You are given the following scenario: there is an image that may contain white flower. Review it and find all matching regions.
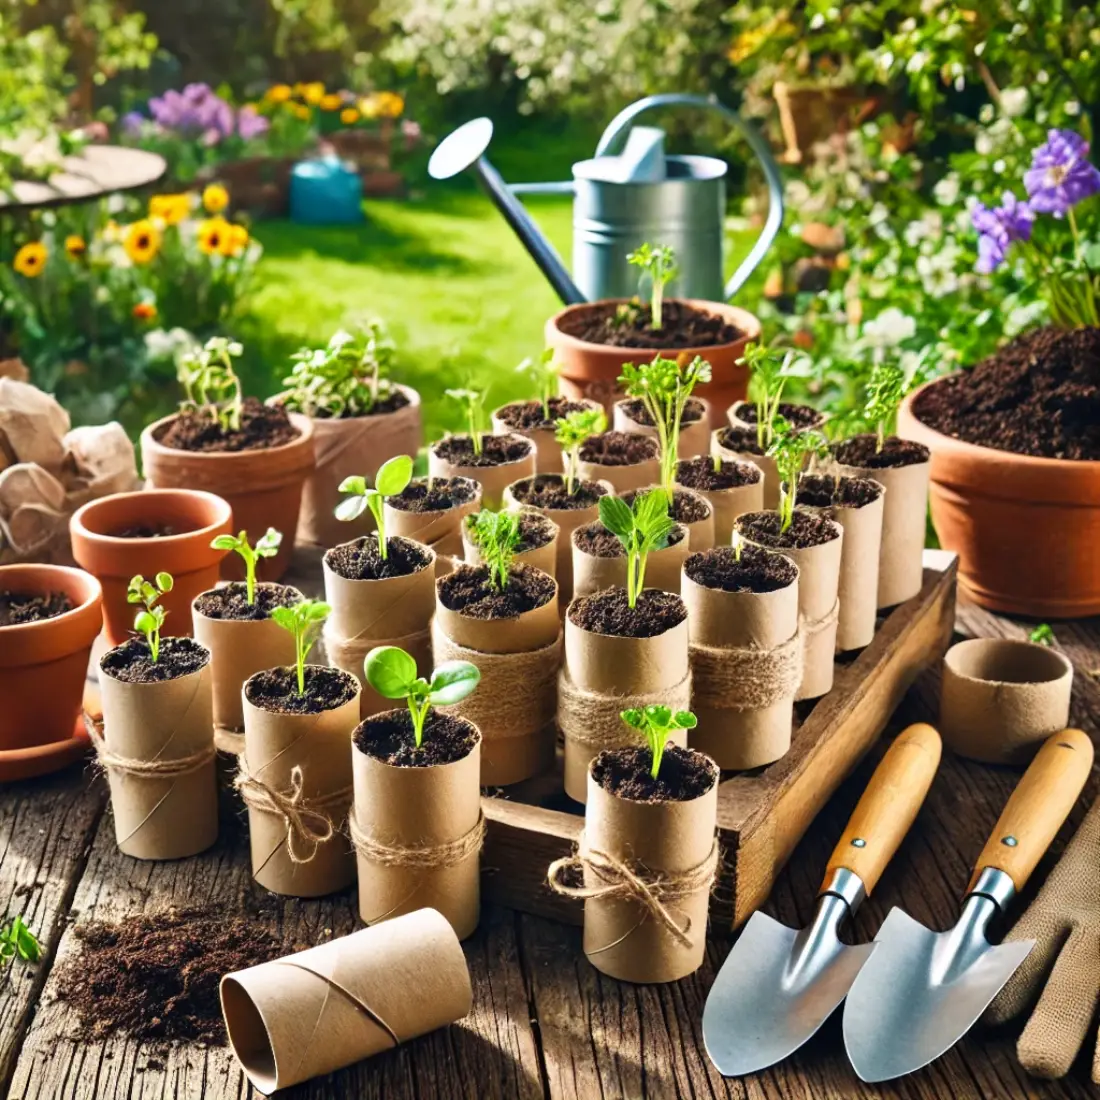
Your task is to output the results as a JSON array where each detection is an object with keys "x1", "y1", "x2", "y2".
[
  {"x1": 933, "y1": 174, "x2": 960, "y2": 206},
  {"x1": 999, "y1": 87, "x2": 1029, "y2": 117},
  {"x1": 863, "y1": 307, "x2": 916, "y2": 348},
  {"x1": 1066, "y1": 100, "x2": 1081, "y2": 116},
  {"x1": 904, "y1": 220, "x2": 928, "y2": 247},
  {"x1": 1004, "y1": 300, "x2": 1047, "y2": 338}
]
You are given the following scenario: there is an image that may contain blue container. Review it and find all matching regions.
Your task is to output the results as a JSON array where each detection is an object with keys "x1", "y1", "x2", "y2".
[{"x1": 289, "y1": 156, "x2": 363, "y2": 225}]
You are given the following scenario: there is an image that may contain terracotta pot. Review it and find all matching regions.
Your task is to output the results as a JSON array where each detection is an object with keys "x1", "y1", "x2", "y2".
[
  {"x1": 140, "y1": 413, "x2": 315, "y2": 583},
  {"x1": 490, "y1": 397, "x2": 604, "y2": 474},
  {"x1": 0, "y1": 563, "x2": 102, "y2": 779},
  {"x1": 547, "y1": 300, "x2": 760, "y2": 428},
  {"x1": 70, "y1": 489, "x2": 233, "y2": 646},
  {"x1": 898, "y1": 380, "x2": 1100, "y2": 618}
]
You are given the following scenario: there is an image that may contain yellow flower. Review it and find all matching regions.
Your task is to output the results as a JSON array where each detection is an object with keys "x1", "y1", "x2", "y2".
[
  {"x1": 202, "y1": 183, "x2": 230, "y2": 214},
  {"x1": 132, "y1": 301, "x2": 157, "y2": 321},
  {"x1": 65, "y1": 235, "x2": 87, "y2": 258},
  {"x1": 294, "y1": 104, "x2": 312, "y2": 121},
  {"x1": 13, "y1": 242, "x2": 47, "y2": 277},
  {"x1": 374, "y1": 91, "x2": 405, "y2": 118},
  {"x1": 340, "y1": 107, "x2": 360, "y2": 126},
  {"x1": 266, "y1": 83, "x2": 293, "y2": 103},
  {"x1": 124, "y1": 219, "x2": 161, "y2": 264},
  {"x1": 358, "y1": 94, "x2": 380, "y2": 119},
  {"x1": 319, "y1": 93, "x2": 342, "y2": 112},
  {"x1": 197, "y1": 217, "x2": 231, "y2": 256},
  {"x1": 302, "y1": 82, "x2": 325, "y2": 106},
  {"x1": 149, "y1": 192, "x2": 191, "y2": 225}
]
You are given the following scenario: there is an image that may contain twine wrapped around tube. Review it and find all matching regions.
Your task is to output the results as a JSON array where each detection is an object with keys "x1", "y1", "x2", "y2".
[
  {"x1": 689, "y1": 628, "x2": 803, "y2": 712},
  {"x1": 805, "y1": 599, "x2": 840, "y2": 638},
  {"x1": 348, "y1": 811, "x2": 486, "y2": 870},
  {"x1": 90, "y1": 718, "x2": 217, "y2": 778}
]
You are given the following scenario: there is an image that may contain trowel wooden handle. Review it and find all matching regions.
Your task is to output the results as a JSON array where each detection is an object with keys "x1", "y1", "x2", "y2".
[
  {"x1": 969, "y1": 727, "x2": 1093, "y2": 893},
  {"x1": 821, "y1": 723, "x2": 942, "y2": 896}
]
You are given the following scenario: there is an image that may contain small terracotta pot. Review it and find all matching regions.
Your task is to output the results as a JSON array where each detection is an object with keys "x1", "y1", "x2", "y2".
[
  {"x1": 612, "y1": 398, "x2": 712, "y2": 460},
  {"x1": 70, "y1": 489, "x2": 233, "y2": 646},
  {"x1": 140, "y1": 413, "x2": 315, "y2": 583},
  {"x1": 899, "y1": 381, "x2": 1100, "y2": 618},
  {"x1": 547, "y1": 299, "x2": 760, "y2": 428},
  {"x1": 491, "y1": 397, "x2": 604, "y2": 474},
  {"x1": 0, "y1": 564, "x2": 102, "y2": 779}
]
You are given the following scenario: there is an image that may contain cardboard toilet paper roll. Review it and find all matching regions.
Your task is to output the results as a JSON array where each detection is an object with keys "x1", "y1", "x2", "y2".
[
  {"x1": 462, "y1": 509, "x2": 559, "y2": 579},
  {"x1": 427, "y1": 433, "x2": 536, "y2": 508},
  {"x1": 220, "y1": 907, "x2": 472, "y2": 1095},
  {"x1": 577, "y1": 451, "x2": 661, "y2": 495},
  {"x1": 572, "y1": 523, "x2": 690, "y2": 599},
  {"x1": 676, "y1": 461, "x2": 764, "y2": 546},
  {"x1": 384, "y1": 479, "x2": 482, "y2": 560},
  {"x1": 613, "y1": 398, "x2": 712, "y2": 459},
  {"x1": 712, "y1": 429, "x2": 779, "y2": 509}
]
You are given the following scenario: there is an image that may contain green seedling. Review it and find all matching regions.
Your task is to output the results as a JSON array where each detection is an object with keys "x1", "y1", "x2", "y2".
[
  {"x1": 620, "y1": 704, "x2": 697, "y2": 780},
  {"x1": 738, "y1": 341, "x2": 813, "y2": 450},
  {"x1": 210, "y1": 528, "x2": 282, "y2": 606},
  {"x1": 515, "y1": 348, "x2": 559, "y2": 421},
  {"x1": 178, "y1": 336, "x2": 244, "y2": 432},
  {"x1": 445, "y1": 386, "x2": 487, "y2": 457},
  {"x1": 467, "y1": 508, "x2": 522, "y2": 590},
  {"x1": 598, "y1": 488, "x2": 677, "y2": 609},
  {"x1": 731, "y1": 529, "x2": 744, "y2": 562},
  {"x1": 0, "y1": 916, "x2": 40, "y2": 966},
  {"x1": 335, "y1": 454, "x2": 414, "y2": 560},
  {"x1": 555, "y1": 407, "x2": 607, "y2": 495},
  {"x1": 364, "y1": 645, "x2": 480, "y2": 749},
  {"x1": 127, "y1": 572, "x2": 173, "y2": 662},
  {"x1": 767, "y1": 419, "x2": 829, "y2": 534},
  {"x1": 271, "y1": 599, "x2": 331, "y2": 696},
  {"x1": 1029, "y1": 623, "x2": 1055, "y2": 646},
  {"x1": 627, "y1": 242, "x2": 678, "y2": 330},
  {"x1": 862, "y1": 357, "x2": 925, "y2": 452}
]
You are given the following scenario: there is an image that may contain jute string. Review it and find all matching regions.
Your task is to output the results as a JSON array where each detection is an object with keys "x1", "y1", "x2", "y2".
[
  {"x1": 90, "y1": 720, "x2": 216, "y2": 778},
  {"x1": 347, "y1": 811, "x2": 486, "y2": 870},
  {"x1": 689, "y1": 628, "x2": 803, "y2": 711},
  {"x1": 804, "y1": 599, "x2": 840, "y2": 638},
  {"x1": 547, "y1": 831, "x2": 720, "y2": 948},
  {"x1": 323, "y1": 622, "x2": 431, "y2": 673}
]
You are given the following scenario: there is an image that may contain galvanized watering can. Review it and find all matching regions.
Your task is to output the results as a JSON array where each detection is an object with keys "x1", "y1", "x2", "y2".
[{"x1": 428, "y1": 93, "x2": 784, "y2": 306}]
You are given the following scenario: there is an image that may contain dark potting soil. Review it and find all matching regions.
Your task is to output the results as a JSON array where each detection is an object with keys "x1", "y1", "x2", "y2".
[
  {"x1": 623, "y1": 486, "x2": 710, "y2": 524},
  {"x1": 0, "y1": 590, "x2": 74, "y2": 626},
  {"x1": 578, "y1": 430, "x2": 658, "y2": 466},
  {"x1": 244, "y1": 665, "x2": 359, "y2": 715},
  {"x1": 832, "y1": 433, "x2": 929, "y2": 470},
  {"x1": 389, "y1": 476, "x2": 479, "y2": 513},
  {"x1": 100, "y1": 637, "x2": 209, "y2": 684},
  {"x1": 315, "y1": 388, "x2": 410, "y2": 419},
  {"x1": 159, "y1": 397, "x2": 299, "y2": 453},
  {"x1": 911, "y1": 324, "x2": 1100, "y2": 460},
  {"x1": 568, "y1": 587, "x2": 686, "y2": 638},
  {"x1": 592, "y1": 744, "x2": 717, "y2": 803},
  {"x1": 354, "y1": 709, "x2": 478, "y2": 767},
  {"x1": 510, "y1": 474, "x2": 607, "y2": 511},
  {"x1": 574, "y1": 521, "x2": 685, "y2": 558},
  {"x1": 675, "y1": 455, "x2": 762, "y2": 491},
  {"x1": 324, "y1": 534, "x2": 431, "y2": 581},
  {"x1": 737, "y1": 509, "x2": 840, "y2": 550},
  {"x1": 716, "y1": 425, "x2": 764, "y2": 456},
  {"x1": 796, "y1": 474, "x2": 883, "y2": 510},
  {"x1": 685, "y1": 545, "x2": 797, "y2": 594},
  {"x1": 733, "y1": 401, "x2": 823, "y2": 429},
  {"x1": 620, "y1": 397, "x2": 706, "y2": 428},
  {"x1": 495, "y1": 396, "x2": 593, "y2": 431},
  {"x1": 558, "y1": 299, "x2": 742, "y2": 350},
  {"x1": 438, "y1": 563, "x2": 555, "y2": 619},
  {"x1": 193, "y1": 582, "x2": 300, "y2": 622},
  {"x1": 55, "y1": 905, "x2": 290, "y2": 1044},
  {"x1": 106, "y1": 522, "x2": 186, "y2": 539},
  {"x1": 432, "y1": 433, "x2": 532, "y2": 468}
]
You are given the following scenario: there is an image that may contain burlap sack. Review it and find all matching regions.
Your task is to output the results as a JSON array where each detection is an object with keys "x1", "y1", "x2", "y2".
[
  {"x1": 461, "y1": 509, "x2": 558, "y2": 579},
  {"x1": 384, "y1": 479, "x2": 482, "y2": 560},
  {"x1": 613, "y1": 398, "x2": 712, "y2": 459},
  {"x1": 427, "y1": 433, "x2": 536, "y2": 508},
  {"x1": 712, "y1": 429, "x2": 779, "y2": 510},
  {"x1": 572, "y1": 524, "x2": 690, "y2": 599},
  {"x1": 940, "y1": 639, "x2": 1073, "y2": 764},
  {"x1": 221, "y1": 908, "x2": 472, "y2": 1095},
  {"x1": 675, "y1": 461, "x2": 764, "y2": 546}
]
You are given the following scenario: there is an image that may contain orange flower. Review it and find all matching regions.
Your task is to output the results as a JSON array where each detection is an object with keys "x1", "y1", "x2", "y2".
[
  {"x1": 13, "y1": 242, "x2": 46, "y2": 277},
  {"x1": 266, "y1": 83, "x2": 293, "y2": 103},
  {"x1": 294, "y1": 104, "x2": 311, "y2": 121},
  {"x1": 319, "y1": 93, "x2": 342, "y2": 112},
  {"x1": 222, "y1": 223, "x2": 250, "y2": 257},
  {"x1": 132, "y1": 301, "x2": 157, "y2": 321},
  {"x1": 340, "y1": 107, "x2": 360, "y2": 126},
  {"x1": 65, "y1": 235, "x2": 87, "y2": 258},
  {"x1": 374, "y1": 91, "x2": 405, "y2": 118}
]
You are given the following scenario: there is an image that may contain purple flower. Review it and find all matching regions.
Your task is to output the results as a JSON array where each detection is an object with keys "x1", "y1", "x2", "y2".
[
  {"x1": 1024, "y1": 128, "x2": 1100, "y2": 217},
  {"x1": 972, "y1": 192, "x2": 1034, "y2": 274},
  {"x1": 236, "y1": 106, "x2": 270, "y2": 141},
  {"x1": 148, "y1": 84, "x2": 236, "y2": 139},
  {"x1": 120, "y1": 110, "x2": 146, "y2": 137}
]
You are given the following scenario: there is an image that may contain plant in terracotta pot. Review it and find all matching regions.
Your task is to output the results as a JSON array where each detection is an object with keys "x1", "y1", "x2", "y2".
[
  {"x1": 192, "y1": 528, "x2": 302, "y2": 734},
  {"x1": 277, "y1": 321, "x2": 422, "y2": 548},
  {"x1": 463, "y1": 506, "x2": 559, "y2": 580},
  {"x1": 385, "y1": 475, "x2": 482, "y2": 562},
  {"x1": 0, "y1": 563, "x2": 103, "y2": 781},
  {"x1": 140, "y1": 337, "x2": 315, "y2": 583},
  {"x1": 577, "y1": 429, "x2": 661, "y2": 494},
  {"x1": 97, "y1": 571, "x2": 218, "y2": 860},
  {"x1": 674, "y1": 455, "x2": 764, "y2": 546},
  {"x1": 240, "y1": 598, "x2": 361, "y2": 897},
  {"x1": 350, "y1": 645, "x2": 483, "y2": 938},
  {"x1": 429, "y1": 386, "x2": 535, "y2": 507}
]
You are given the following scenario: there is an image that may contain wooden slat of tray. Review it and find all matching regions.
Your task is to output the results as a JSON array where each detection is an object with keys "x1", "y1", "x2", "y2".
[{"x1": 481, "y1": 550, "x2": 958, "y2": 930}]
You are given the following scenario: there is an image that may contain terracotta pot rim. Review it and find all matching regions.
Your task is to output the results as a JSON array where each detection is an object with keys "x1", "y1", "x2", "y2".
[
  {"x1": 141, "y1": 410, "x2": 316, "y2": 467},
  {"x1": 587, "y1": 744, "x2": 719, "y2": 804},
  {"x1": 241, "y1": 664, "x2": 361, "y2": 712},
  {"x1": 0, "y1": 563, "x2": 102, "y2": 642},
  {"x1": 267, "y1": 381, "x2": 421, "y2": 420},
  {"x1": 71, "y1": 488, "x2": 234, "y2": 553},
  {"x1": 350, "y1": 709, "x2": 481, "y2": 770},
  {"x1": 428, "y1": 431, "x2": 534, "y2": 466}
]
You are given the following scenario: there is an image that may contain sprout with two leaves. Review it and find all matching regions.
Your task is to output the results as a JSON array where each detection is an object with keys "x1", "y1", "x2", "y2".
[
  {"x1": 620, "y1": 705, "x2": 697, "y2": 780},
  {"x1": 271, "y1": 599, "x2": 332, "y2": 696},
  {"x1": 127, "y1": 572, "x2": 173, "y2": 663},
  {"x1": 515, "y1": 349, "x2": 559, "y2": 421},
  {"x1": 178, "y1": 336, "x2": 244, "y2": 433},
  {"x1": 627, "y1": 242, "x2": 678, "y2": 330},
  {"x1": 467, "y1": 508, "x2": 521, "y2": 591},
  {"x1": 365, "y1": 645, "x2": 481, "y2": 749},
  {"x1": 335, "y1": 454, "x2": 414, "y2": 560},
  {"x1": 445, "y1": 386, "x2": 487, "y2": 457},
  {"x1": 210, "y1": 528, "x2": 282, "y2": 606},
  {"x1": 767, "y1": 418, "x2": 829, "y2": 534},
  {"x1": 554, "y1": 407, "x2": 607, "y2": 496},
  {"x1": 598, "y1": 488, "x2": 677, "y2": 609},
  {"x1": 737, "y1": 341, "x2": 813, "y2": 451},
  {"x1": 0, "y1": 915, "x2": 40, "y2": 967}
]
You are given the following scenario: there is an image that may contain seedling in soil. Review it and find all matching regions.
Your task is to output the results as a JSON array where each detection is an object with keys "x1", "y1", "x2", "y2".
[
  {"x1": 627, "y1": 242, "x2": 678, "y2": 330},
  {"x1": 863, "y1": 358, "x2": 920, "y2": 452},
  {"x1": 445, "y1": 386, "x2": 487, "y2": 456},
  {"x1": 738, "y1": 341, "x2": 812, "y2": 450},
  {"x1": 731, "y1": 530, "x2": 744, "y2": 562},
  {"x1": 467, "y1": 508, "x2": 522, "y2": 590},
  {"x1": 619, "y1": 354, "x2": 712, "y2": 490},
  {"x1": 620, "y1": 704, "x2": 697, "y2": 780},
  {"x1": 767, "y1": 419, "x2": 829, "y2": 534},
  {"x1": 271, "y1": 599, "x2": 331, "y2": 696},
  {"x1": 0, "y1": 915, "x2": 40, "y2": 966},
  {"x1": 127, "y1": 572, "x2": 173, "y2": 662},
  {"x1": 335, "y1": 454, "x2": 414, "y2": 560},
  {"x1": 364, "y1": 645, "x2": 480, "y2": 749},
  {"x1": 1029, "y1": 623, "x2": 1055, "y2": 646},
  {"x1": 555, "y1": 407, "x2": 607, "y2": 495},
  {"x1": 210, "y1": 528, "x2": 282, "y2": 605},
  {"x1": 515, "y1": 348, "x2": 559, "y2": 421},
  {"x1": 598, "y1": 487, "x2": 677, "y2": 609},
  {"x1": 178, "y1": 336, "x2": 244, "y2": 432}
]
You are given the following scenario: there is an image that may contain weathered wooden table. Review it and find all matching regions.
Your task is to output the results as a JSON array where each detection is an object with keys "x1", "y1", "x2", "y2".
[{"x1": 2, "y1": 593, "x2": 1098, "y2": 1100}]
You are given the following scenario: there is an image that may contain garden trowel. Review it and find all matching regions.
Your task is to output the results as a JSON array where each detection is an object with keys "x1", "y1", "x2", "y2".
[
  {"x1": 844, "y1": 727, "x2": 1094, "y2": 1082},
  {"x1": 703, "y1": 722, "x2": 942, "y2": 1076}
]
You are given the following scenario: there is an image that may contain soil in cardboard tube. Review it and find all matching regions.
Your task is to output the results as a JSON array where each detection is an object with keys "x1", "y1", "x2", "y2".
[
  {"x1": 496, "y1": 396, "x2": 592, "y2": 430},
  {"x1": 737, "y1": 509, "x2": 840, "y2": 550},
  {"x1": 438, "y1": 563, "x2": 555, "y2": 619},
  {"x1": 193, "y1": 582, "x2": 300, "y2": 622},
  {"x1": 796, "y1": 474, "x2": 883, "y2": 510},
  {"x1": 325, "y1": 534, "x2": 431, "y2": 581},
  {"x1": 245, "y1": 665, "x2": 358, "y2": 714},
  {"x1": 574, "y1": 521, "x2": 685, "y2": 558},
  {"x1": 623, "y1": 486, "x2": 710, "y2": 524},
  {"x1": 106, "y1": 522, "x2": 187, "y2": 538},
  {"x1": 832, "y1": 434, "x2": 929, "y2": 469},
  {"x1": 716, "y1": 425, "x2": 764, "y2": 456},
  {"x1": 568, "y1": 587, "x2": 686, "y2": 638},
  {"x1": 592, "y1": 744, "x2": 717, "y2": 803},
  {"x1": 620, "y1": 396, "x2": 706, "y2": 427},
  {"x1": 676, "y1": 455, "x2": 761, "y2": 491},
  {"x1": 432, "y1": 433, "x2": 532, "y2": 468},
  {"x1": 100, "y1": 637, "x2": 209, "y2": 684},
  {"x1": 685, "y1": 545, "x2": 797, "y2": 593},
  {"x1": 389, "y1": 476, "x2": 478, "y2": 513},
  {"x1": 470, "y1": 510, "x2": 555, "y2": 553},
  {"x1": 158, "y1": 397, "x2": 299, "y2": 453},
  {"x1": 354, "y1": 708, "x2": 478, "y2": 767},
  {"x1": 579, "y1": 431, "x2": 658, "y2": 467},
  {"x1": 558, "y1": 299, "x2": 742, "y2": 349},
  {"x1": 0, "y1": 590, "x2": 74, "y2": 626},
  {"x1": 55, "y1": 905, "x2": 291, "y2": 1044},
  {"x1": 510, "y1": 474, "x2": 607, "y2": 511},
  {"x1": 733, "y1": 401, "x2": 823, "y2": 429}
]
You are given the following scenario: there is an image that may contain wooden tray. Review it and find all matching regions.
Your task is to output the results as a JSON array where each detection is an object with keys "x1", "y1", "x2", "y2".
[{"x1": 481, "y1": 549, "x2": 958, "y2": 931}]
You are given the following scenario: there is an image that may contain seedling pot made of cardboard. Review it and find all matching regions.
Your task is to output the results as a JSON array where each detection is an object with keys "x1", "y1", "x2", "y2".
[
  {"x1": 726, "y1": 400, "x2": 826, "y2": 437},
  {"x1": 70, "y1": 488, "x2": 233, "y2": 645},
  {"x1": 384, "y1": 479, "x2": 482, "y2": 562},
  {"x1": 675, "y1": 461, "x2": 764, "y2": 546},
  {"x1": 612, "y1": 397, "x2": 712, "y2": 460},
  {"x1": 427, "y1": 433, "x2": 535, "y2": 509},
  {"x1": 462, "y1": 512, "x2": 559, "y2": 579},
  {"x1": 435, "y1": 570, "x2": 560, "y2": 655},
  {"x1": 577, "y1": 450, "x2": 661, "y2": 495},
  {"x1": 571, "y1": 523, "x2": 690, "y2": 600},
  {"x1": 712, "y1": 428, "x2": 780, "y2": 510},
  {"x1": 491, "y1": 397, "x2": 604, "y2": 474}
]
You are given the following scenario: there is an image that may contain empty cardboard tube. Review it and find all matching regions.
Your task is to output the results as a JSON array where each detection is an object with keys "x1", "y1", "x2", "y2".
[
  {"x1": 384, "y1": 479, "x2": 482, "y2": 560},
  {"x1": 427, "y1": 433, "x2": 536, "y2": 508},
  {"x1": 613, "y1": 398, "x2": 712, "y2": 459}
]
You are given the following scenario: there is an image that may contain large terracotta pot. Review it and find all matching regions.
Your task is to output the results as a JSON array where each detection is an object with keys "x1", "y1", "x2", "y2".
[
  {"x1": 899, "y1": 380, "x2": 1100, "y2": 618},
  {"x1": 140, "y1": 413, "x2": 315, "y2": 582},
  {"x1": 0, "y1": 563, "x2": 102, "y2": 780},
  {"x1": 71, "y1": 489, "x2": 233, "y2": 645},
  {"x1": 546, "y1": 300, "x2": 760, "y2": 429}
]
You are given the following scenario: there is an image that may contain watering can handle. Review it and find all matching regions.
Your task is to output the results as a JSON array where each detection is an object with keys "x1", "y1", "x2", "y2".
[{"x1": 595, "y1": 93, "x2": 784, "y2": 302}]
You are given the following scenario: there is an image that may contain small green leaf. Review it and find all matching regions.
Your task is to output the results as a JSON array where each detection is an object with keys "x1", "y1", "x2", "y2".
[
  {"x1": 156, "y1": 572, "x2": 174, "y2": 593},
  {"x1": 645, "y1": 704, "x2": 672, "y2": 726},
  {"x1": 134, "y1": 610, "x2": 157, "y2": 636},
  {"x1": 429, "y1": 660, "x2": 481, "y2": 704},
  {"x1": 364, "y1": 646, "x2": 418, "y2": 698},
  {"x1": 304, "y1": 601, "x2": 332, "y2": 623},
  {"x1": 598, "y1": 495, "x2": 634, "y2": 540},
  {"x1": 375, "y1": 454, "x2": 414, "y2": 497},
  {"x1": 255, "y1": 528, "x2": 283, "y2": 557},
  {"x1": 269, "y1": 606, "x2": 298, "y2": 632},
  {"x1": 338, "y1": 475, "x2": 369, "y2": 495},
  {"x1": 211, "y1": 534, "x2": 238, "y2": 550},
  {"x1": 335, "y1": 495, "x2": 369, "y2": 522},
  {"x1": 620, "y1": 708, "x2": 645, "y2": 730},
  {"x1": 673, "y1": 711, "x2": 698, "y2": 730}
]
